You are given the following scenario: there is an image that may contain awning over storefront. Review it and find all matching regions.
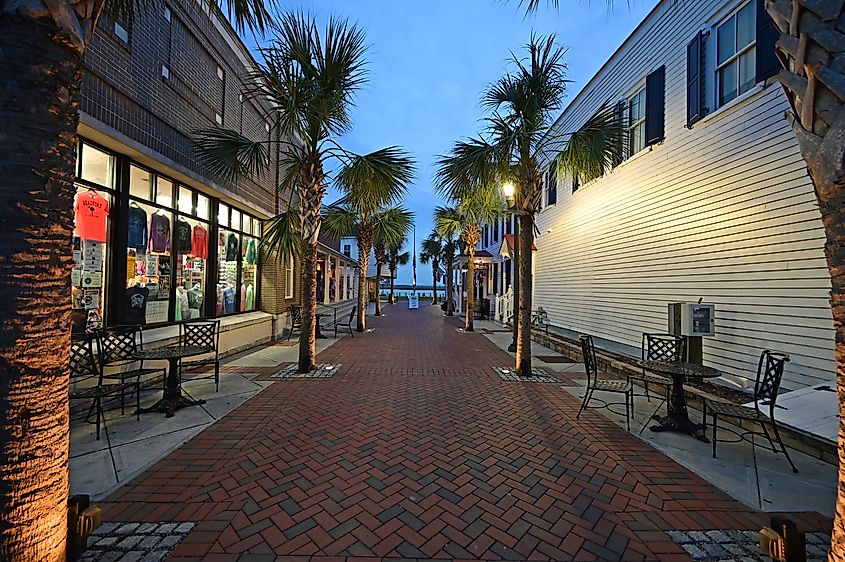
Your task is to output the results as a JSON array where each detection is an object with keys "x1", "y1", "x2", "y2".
[{"x1": 498, "y1": 234, "x2": 537, "y2": 259}]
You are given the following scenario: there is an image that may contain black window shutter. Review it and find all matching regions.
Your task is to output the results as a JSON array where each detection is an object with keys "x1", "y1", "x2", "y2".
[
  {"x1": 547, "y1": 162, "x2": 557, "y2": 205},
  {"x1": 572, "y1": 174, "x2": 580, "y2": 194},
  {"x1": 613, "y1": 100, "x2": 627, "y2": 164},
  {"x1": 645, "y1": 66, "x2": 665, "y2": 146},
  {"x1": 756, "y1": 0, "x2": 780, "y2": 83},
  {"x1": 687, "y1": 32, "x2": 704, "y2": 126}
]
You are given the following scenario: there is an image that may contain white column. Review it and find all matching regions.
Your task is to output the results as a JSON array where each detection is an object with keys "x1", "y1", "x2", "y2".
[{"x1": 323, "y1": 254, "x2": 331, "y2": 304}]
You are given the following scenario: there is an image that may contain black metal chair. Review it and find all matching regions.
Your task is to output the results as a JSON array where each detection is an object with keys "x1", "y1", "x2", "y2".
[
  {"x1": 577, "y1": 335, "x2": 633, "y2": 431},
  {"x1": 704, "y1": 350, "x2": 798, "y2": 473},
  {"x1": 287, "y1": 305, "x2": 302, "y2": 341},
  {"x1": 631, "y1": 333, "x2": 685, "y2": 404},
  {"x1": 178, "y1": 320, "x2": 221, "y2": 391},
  {"x1": 99, "y1": 325, "x2": 166, "y2": 412},
  {"x1": 70, "y1": 335, "x2": 140, "y2": 440},
  {"x1": 335, "y1": 306, "x2": 356, "y2": 338}
]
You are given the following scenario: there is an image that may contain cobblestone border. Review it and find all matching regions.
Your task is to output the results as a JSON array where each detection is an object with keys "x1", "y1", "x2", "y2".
[
  {"x1": 79, "y1": 521, "x2": 195, "y2": 562},
  {"x1": 493, "y1": 366, "x2": 559, "y2": 382},
  {"x1": 271, "y1": 363, "x2": 342, "y2": 378},
  {"x1": 665, "y1": 529, "x2": 830, "y2": 561}
]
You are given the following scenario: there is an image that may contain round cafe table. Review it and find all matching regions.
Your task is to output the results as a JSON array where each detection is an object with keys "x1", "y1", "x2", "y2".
[
  {"x1": 636, "y1": 360, "x2": 722, "y2": 442},
  {"x1": 134, "y1": 345, "x2": 209, "y2": 418}
]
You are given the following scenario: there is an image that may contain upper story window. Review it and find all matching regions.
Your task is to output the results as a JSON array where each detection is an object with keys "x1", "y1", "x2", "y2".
[
  {"x1": 546, "y1": 164, "x2": 558, "y2": 205},
  {"x1": 716, "y1": 1, "x2": 756, "y2": 108},
  {"x1": 628, "y1": 88, "x2": 646, "y2": 156},
  {"x1": 343, "y1": 244, "x2": 351, "y2": 257}
]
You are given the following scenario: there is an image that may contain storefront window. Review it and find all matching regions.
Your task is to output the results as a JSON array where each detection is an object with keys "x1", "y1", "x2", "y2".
[
  {"x1": 155, "y1": 177, "x2": 173, "y2": 208},
  {"x1": 79, "y1": 144, "x2": 115, "y2": 188},
  {"x1": 129, "y1": 165, "x2": 152, "y2": 200},
  {"x1": 175, "y1": 215, "x2": 208, "y2": 320},
  {"x1": 242, "y1": 235, "x2": 258, "y2": 311},
  {"x1": 71, "y1": 184, "x2": 112, "y2": 333},
  {"x1": 217, "y1": 229, "x2": 240, "y2": 315},
  {"x1": 197, "y1": 194, "x2": 210, "y2": 220},
  {"x1": 126, "y1": 200, "x2": 172, "y2": 325}
]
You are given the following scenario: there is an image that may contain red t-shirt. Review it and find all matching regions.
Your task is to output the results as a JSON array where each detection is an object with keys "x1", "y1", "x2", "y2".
[
  {"x1": 74, "y1": 191, "x2": 109, "y2": 242},
  {"x1": 192, "y1": 224, "x2": 208, "y2": 259}
]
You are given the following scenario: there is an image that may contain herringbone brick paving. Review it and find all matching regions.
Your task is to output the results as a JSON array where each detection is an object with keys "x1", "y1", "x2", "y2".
[{"x1": 99, "y1": 305, "x2": 830, "y2": 562}]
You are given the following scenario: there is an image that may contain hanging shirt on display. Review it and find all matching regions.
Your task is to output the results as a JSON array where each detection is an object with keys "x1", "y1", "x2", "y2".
[
  {"x1": 223, "y1": 287, "x2": 236, "y2": 314},
  {"x1": 216, "y1": 285, "x2": 224, "y2": 315},
  {"x1": 74, "y1": 190, "x2": 110, "y2": 242},
  {"x1": 125, "y1": 285, "x2": 150, "y2": 325},
  {"x1": 226, "y1": 233, "x2": 239, "y2": 262},
  {"x1": 188, "y1": 286, "x2": 203, "y2": 311},
  {"x1": 149, "y1": 212, "x2": 171, "y2": 253},
  {"x1": 246, "y1": 283, "x2": 254, "y2": 310},
  {"x1": 245, "y1": 238, "x2": 257, "y2": 265},
  {"x1": 175, "y1": 286, "x2": 189, "y2": 321},
  {"x1": 175, "y1": 219, "x2": 192, "y2": 253},
  {"x1": 240, "y1": 284, "x2": 246, "y2": 312},
  {"x1": 191, "y1": 224, "x2": 208, "y2": 259},
  {"x1": 127, "y1": 205, "x2": 148, "y2": 251}
]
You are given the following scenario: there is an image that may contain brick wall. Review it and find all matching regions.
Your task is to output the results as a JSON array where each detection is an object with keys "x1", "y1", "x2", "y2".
[{"x1": 80, "y1": 0, "x2": 276, "y2": 214}]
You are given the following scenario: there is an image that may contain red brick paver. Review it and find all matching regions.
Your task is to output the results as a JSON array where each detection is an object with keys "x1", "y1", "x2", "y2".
[{"x1": 100, "y1": 305, "x2": 830, "y2": 562}]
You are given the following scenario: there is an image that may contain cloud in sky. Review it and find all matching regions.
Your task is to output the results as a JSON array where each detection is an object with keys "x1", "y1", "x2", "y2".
[{"x1": 270, "y1": 0, "x2": 659, "y2": 284}]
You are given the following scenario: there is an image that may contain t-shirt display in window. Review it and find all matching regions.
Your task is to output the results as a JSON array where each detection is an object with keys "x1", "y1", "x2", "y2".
[
  {"x1": 226, "y1": 233, "x2": 239, "y2": 261},
  {"x1": 127, "y1": 204, "x2": 148, "y2": 251},
  {"x1": 245, "y1": 238, "x2": 257, "y2": 265},
  {"x1": 175, "y1": 219, "x2": 192, "y2": 253},
  {"x1": 149, "y1": 212, "x2": 170, "y2": 253},
  {"x1": 188, "y1": 285, "x2": 203, "y2": 312},
  {"x1": 223, "y1": 286, "x2": 236, "y2": 314},
  {"x1": 74, "y1": 189, "x2": 110, "y2": 242},
  {"x1": 191, "y1": 224, "x2": 208, "y2": 259},
  {"x1": 126, "y1": 285, "x2": 150, "y2": 325},
  {"x1": 246, "y1": 283, "x2": 254, "y2": 310}
]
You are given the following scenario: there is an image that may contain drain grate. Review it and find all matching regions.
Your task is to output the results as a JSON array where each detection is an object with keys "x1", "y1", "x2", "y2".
[{"x1": 271, "y1": 364, "x2": 341, "y2": 378}]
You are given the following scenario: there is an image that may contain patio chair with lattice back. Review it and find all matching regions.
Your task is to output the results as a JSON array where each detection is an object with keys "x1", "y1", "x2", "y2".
[
  {"x1": 704, "y1": 350, "x2": 798, "y2": 473},
  {"x1": 632, "y1": 333, "x2": 685, "y2": 406},
  {"x1": 335, "y1": 305, "x2": 356, "y2": 338},
  {"x1": 70, "y1": 334, "x2": 140, "y2": 440},
  {"x1": 287, "y1": 305, "x2": 303, "y2": 341},
  {"x1": 99, "y1": 325, "x2": 166, "y2": 412},
  {"x1": 178, "y1": 320, "x2": 221, "y2": 391},
  {"x1": 577, "y1": 334, "x2": 633, "y2": 431}
]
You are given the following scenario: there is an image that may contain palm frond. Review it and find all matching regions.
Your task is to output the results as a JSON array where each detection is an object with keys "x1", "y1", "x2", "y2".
[
  {"x1": 434, "y1": 206, "x2": 464, "y2": 242},
  {"x1": 321, "y1": 204, "x2": 357, "y2": 240},
  {"x1": 261, "y1": 209, "x2": 304, "y2": 259},
  {"x1": 557, "y1": 102, "x2": 625, "y2": 183},
  {"x1": 336, "y1": 147, "x2": 416, "y2": 217},
  {"x1": 194, "y1": 127, "x2": 270, "y2": 183},
  {"x1": 372, "y1": 206, "x2": 414, "y2": 250},
  {"x1": 434, "y1": 138, "x2": 501, "y2": 201},
  {"x1": 218, "y1": 0, "x2": 276, "y2": 34}
]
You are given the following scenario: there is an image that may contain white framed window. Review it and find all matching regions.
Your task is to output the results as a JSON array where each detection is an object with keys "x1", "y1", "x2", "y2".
[
  {"x1": 285, "y1": 251, "x2": 294, "y2": 299},
  {"x1": 628, "y1": 88, "x2": 646, "y2": 157},
  {"x1": 716, "y1": 1, "x2": 756, "y2": 108}
]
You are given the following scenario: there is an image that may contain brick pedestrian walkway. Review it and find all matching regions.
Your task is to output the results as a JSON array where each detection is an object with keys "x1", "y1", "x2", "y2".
[{"x1": 99, "y1": 304, "x2": 830, "y2": 562}]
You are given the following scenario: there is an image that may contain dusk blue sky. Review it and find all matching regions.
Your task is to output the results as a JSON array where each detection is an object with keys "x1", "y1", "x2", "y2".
[{"x1": 272, "y1": 0, "x2": 660, "y2": 285}]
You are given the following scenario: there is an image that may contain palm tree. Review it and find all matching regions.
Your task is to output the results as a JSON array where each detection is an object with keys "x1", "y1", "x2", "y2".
[
  {"x1": 420, "y1": 233, "x2": 444, "y2": 305},
  {"x1": 386, "y1": 244, "x2": 410, "y2": 304},
  {"x1": 435, "y1": 206, "x2": 462, "y2": 317},
  {"x1": 0, "y1": 0, "x2": 272, "y2": 558},
  {"x1": 440, "y1": 35, "x2": 622, "y2": 373},
  {"x1": 373, "y1": 240, "x2": 386, "y2": 316},
  {"x1": 435, "y1": 155, "x2": 504, "y2": 332},
  {"x1": 324, "y1": 204, "x2": 414, "y2": 327},
  {"x1": 196, "y1": 14, "x2": 414, "y2": 371}
]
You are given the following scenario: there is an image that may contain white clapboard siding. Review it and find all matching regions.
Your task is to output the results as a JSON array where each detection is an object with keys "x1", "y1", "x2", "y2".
[{"x1": 534, "y1": 0, "x2": 834, "y2": 390}]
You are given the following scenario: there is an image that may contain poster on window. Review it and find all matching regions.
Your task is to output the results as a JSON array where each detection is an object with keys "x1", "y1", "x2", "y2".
[
  {"x1": 145, "y1": 300, "x2": 168, "y2": 324},
  {"x1": 82, "y1": 289, "x2": 100, "y2": 310},
  {"x1": 82, "y1": 271, "x2": 102, "y2": 288},
  {"x1": 83, "y1": 240, "x2": 103, "y2": 271}
]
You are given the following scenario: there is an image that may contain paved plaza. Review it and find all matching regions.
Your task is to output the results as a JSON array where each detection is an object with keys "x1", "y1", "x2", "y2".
[{"x1": 85, "y1": 305, "x2": 831, "y2": 562}]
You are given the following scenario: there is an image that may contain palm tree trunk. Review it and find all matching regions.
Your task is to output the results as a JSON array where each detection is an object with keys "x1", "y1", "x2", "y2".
[
  {"x1": 356, "y1": 238, "x2": 371, "y2": 332},
  {"x1": 516, "y1": 214, "x2": 533, "y2": 376},
  {"x1": 764, "y1": 2, "x2": 845, "y2": 556},
  {"x1": 466, "y1": 251, "x2": 475, "y2": 332},
  {"x1": 0, "y1": 15, "x2": 84, "y2": 560},
  {"x1": 374, "y1": 264, "x2": 382, "y2": 316},
  {"x1": 298, "y1": 241, "x2": 318, "y2": 373},
  {"x1": 432, "y1": 259, "x2": 438, "y2": 304},
  {"x1": 445, "y1": 249, "x2": 454, "y2": 316},
  {"x1": 389, "y1": 267, "x2": 396, "y2": 304}
]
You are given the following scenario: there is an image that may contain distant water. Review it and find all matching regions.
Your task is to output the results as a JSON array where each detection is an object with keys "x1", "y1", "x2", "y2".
[{"x1": 380, "y1": 288, "x2": 446, "y2": 299}]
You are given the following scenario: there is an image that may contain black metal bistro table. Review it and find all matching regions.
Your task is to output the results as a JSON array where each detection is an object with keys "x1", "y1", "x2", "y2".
[
  {"x1": 134, "y1": 345, "x2": 209, "y2": 417},
  {"x1": 637, "y1": 360, "x2": 722, "y2": 442}
]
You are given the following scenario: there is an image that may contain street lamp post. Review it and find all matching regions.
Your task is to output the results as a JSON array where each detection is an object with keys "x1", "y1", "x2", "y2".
[{"x1": 502, "y1": 182, "x2": 519, "y2": 353}]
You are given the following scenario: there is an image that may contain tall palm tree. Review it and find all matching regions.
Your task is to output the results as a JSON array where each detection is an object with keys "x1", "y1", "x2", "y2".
[
  {"x1": 324, "y1": 205, "x2": 414, "y2": 327},
  {"x1": 420, "y1": 233, "x2": 444, "y2": 305},
  {"x1": 0, "y1": 0, "x2": 272, "y2": 558},
  {"x1": 196, "y1": 14, "x2": 414, "y2": 371},
  {"x1": 387, "y1": 244, "x2": 410, "y2": 304},
  {"x1": 435, "y1": 206, "x2": 462, "y2": 316},
  {"x1": 373, "y1": 240, "x2": 386, "y2": 316},
  {"x1": 433, "y1": 184, "x2": 503, "y2": 332},
  {"x1": 442, "y1": 35, "x2": 622, "y2": 373}
]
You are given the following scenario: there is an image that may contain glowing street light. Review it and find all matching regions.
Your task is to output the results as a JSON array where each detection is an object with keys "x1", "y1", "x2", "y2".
[{"x1": 502, "y1": 181, "x2": 515, "y2": 206}]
